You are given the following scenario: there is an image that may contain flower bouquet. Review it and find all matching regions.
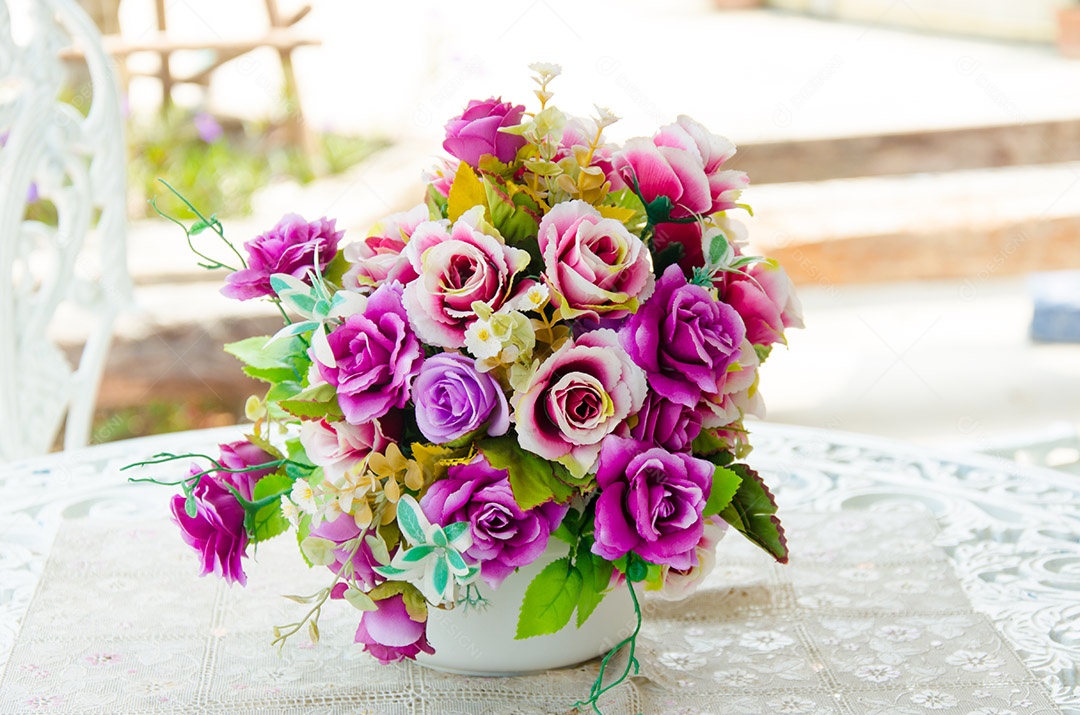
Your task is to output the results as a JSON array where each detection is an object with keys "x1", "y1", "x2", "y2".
[{"x1": 135, "y1": 63, "x2": 801, "y2": 706}]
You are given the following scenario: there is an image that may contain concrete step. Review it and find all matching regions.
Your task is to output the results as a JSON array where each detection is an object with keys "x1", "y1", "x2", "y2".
[{"x1": 745, "y1": 161, "x2": 1080, "y2": 285}]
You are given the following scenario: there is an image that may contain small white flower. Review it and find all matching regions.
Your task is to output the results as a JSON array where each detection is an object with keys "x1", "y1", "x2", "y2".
[
  {"x1": 464, "y1": 318, "x2": 501, "y2": 359},
  {"x1": 528, "y1": 61, "x2": 562, "y2": 78},
  {"x1": 280, "y1": 499, "x2": 300, "y2": 526},
  {"x1": 945, "y1": 650, "x2": 1003, "y2": 672},
  {"x1": 876, "y1": 625, "x2": 920, "y2": 642},
  {"x1": 508, "y1": 283, "x2": 550, "y2": 313},
  {"x1": 910, "y1": 690, "x2": 958, "y2": 709},
  {"x1": 854, "y1": 664, "x2": 900, "y2": 683},
  {"x1": 593, "y1": 105, "x2": 620, "y2": 129},
  {"x1": 657, "y1": 652, "x2": 706, "y2": 671},
  {"x1": 290, "y1": 478, "x2": 318, "y2": 514},
  {"x1": 738, "y1": 630, "x2": 794, "y2": 652},
  {"x1": 767, "y1": 696, "x2": 817, "y2": 714}
]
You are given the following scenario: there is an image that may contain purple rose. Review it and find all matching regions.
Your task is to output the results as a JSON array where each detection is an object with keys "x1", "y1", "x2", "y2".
[
  {"x1": 222, "y1": 214, "x2": 344, "y2": 301},
  {"x1": 171, "y1": 470, "x2": 249, "y2": 585},
  {"x1": 420, "y1": 455, "x2": 567, "y2": 589},
  {"x1": 620, "y1": 265, "x2": 745, "y2": 408},
  {"x1": 216, "y1": 440, "x2": 276, "y2": 500},
  {"x1": 442, "y1": 97, "x2": 527, "y2": 167},
  {"x1": 354, "y1": 593, "x2": 434, "y2": 664},
  {"x1": 622, "y1": 393, "x2": 703, "y2": 453},
  {"x1": 310, "y1": 513, "x2": 384, "y2": 590},
  {"x1": 315, "y1": 282, "x2": 424, "y2": 425},
  {"x1": 412, "y1": 353, "x2": 510, "y2": 444},
  {"x1": 591, "y1": 437, "x2": 713, "y2": 570}
]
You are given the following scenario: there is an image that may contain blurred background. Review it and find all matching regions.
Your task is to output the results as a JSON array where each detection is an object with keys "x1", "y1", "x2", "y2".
[{"x1": 18, "y1": 0, "x2": 1080, "y2": 471}]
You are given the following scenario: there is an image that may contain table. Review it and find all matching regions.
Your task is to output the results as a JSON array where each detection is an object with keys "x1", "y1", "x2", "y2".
[{"x1": 1, "y1": 424, "x2": 1077, "y2": 714}]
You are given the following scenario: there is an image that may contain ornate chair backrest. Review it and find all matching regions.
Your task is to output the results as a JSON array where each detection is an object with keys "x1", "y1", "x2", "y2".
[{"x1": 0, "y1": 0, "x2": 130, "y2": 460}]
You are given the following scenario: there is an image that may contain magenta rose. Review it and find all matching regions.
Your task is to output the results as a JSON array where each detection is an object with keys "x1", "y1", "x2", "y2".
[
  {"x1": 442, "y1": 97, "x2": 527, "y2": 167},
  {"x1": 215, "y1": 440, "x2": 277, "y2": 500},
  {"x1": 620, "y1": 265, "x2": 746, "y2": 408},
  {"x1": 309, "y1": 512, "x2": 385, "y2": 590},
  {"x1": 222, "y1": 214, "x2": 343, "y2": 301},
  {"x1": 621, "y1": 392, "x2": 703, "y2": 453},
  {"x1": 412, "y1": 353, "x2": 510, "y2": 444},
  {"x1": 514, "y1": 329, "x2": 646, "y2": 477},
  {"x1": 315, "y1": 282, "x2": 424, "y2": 425},
  {"x1": 299, "y1": 417, "x2": 395, "y2": 481},
  {"x1": 592, "y1": 437, "x2": 713, "y2": 570},
  {"x1": 420, "y1": 455, "x2": 567, "y2": 589},
  {"x1": 171, "y1": 469, "x2": 249, "y2": 586},
  {"x1": 538, "y1": 200, "x2": 655, "y2": 321},
  {"x1": 717, "y1": 260, "x2": 804, "y2": 348},
  {"x1": 354, "y1": 593, "x2": 433, "y2": 664},
  {"x1": 403, "y1": 211, "x2": 532, "y2": 348},
  {"x1": 342, "y1": 205, "x2": 428, "y2": 291},
  {"x1": 612, "y1": 116, "x2": 747, "y2": 223}
]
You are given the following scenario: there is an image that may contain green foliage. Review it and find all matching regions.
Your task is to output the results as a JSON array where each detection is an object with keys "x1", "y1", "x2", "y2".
[
  {"x1": 718, "y1": 464, "x2": 789, "y2": 563},
  {"x1": 478, "y1": 435, "x2": 575, "y2": 510},
  {"x1": 575, "y1": 549, "x2": 614, "y2": 628},
  {"x1": 249, "y1": 472, "x2": 293, "y2": 543},
  {"x1": 702, "y1": 465, "x2": 742, "y2": 518},
  {"x1": 516, "y1": 557, "x2": 583, "y2": 639}
]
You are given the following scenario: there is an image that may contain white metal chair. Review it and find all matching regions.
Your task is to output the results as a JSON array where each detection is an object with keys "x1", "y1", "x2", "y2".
[{"x1": 0, "y1": 0, "x2": 130, "y2": 460}]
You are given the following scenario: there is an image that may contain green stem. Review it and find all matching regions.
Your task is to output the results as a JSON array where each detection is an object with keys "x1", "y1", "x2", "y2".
[
  {"x1": 574, "y1": 581, "x2": 642, "y2": 714},
  {"x1": 157, "y1": 178, "x2": 249, "y2": 270}
]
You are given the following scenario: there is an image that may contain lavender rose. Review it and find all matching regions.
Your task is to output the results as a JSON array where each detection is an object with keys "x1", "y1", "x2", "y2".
[
  {"x1": 215, "y1": 440, "x2": 276, "y2": 500},
  {"x1": 222, "y1": 214, "x2": 343, "y2": 301},
  {"x1": 315, "y1": 282, "x2": 424, "y2": 425},
  {"x1": 403, "y1": 210, "x2": 532, "y2": 348},
  {"x1": 354, "y1": 593, "x2": 434, "y2": 664},
  {"x1": 621, "y1": 392, "x2": 703, "y2": 453},
  {"x1": 412, "y1": 353, "x2": 510, "y2": 444},
  {"x1": 592, "y1": 437, "x2": 713, "y2": 570},
  {"x1": 515, "y1": 329, "x2": 647, "y2": 477},
  {"x1": 171, "y1": 470, "x2": 249, "y2": 585},
  {"x1": 620, "y1": 265, "x2": 746, "y2": 408},
  {"x1": 442, "y1": 97, "x2": 527, "y2": 167},
  {"x1": 538, "y1": 200, "x2": 655, "y2": 321},
  {"x1": 420, "y1": 455, "x2": 567, "y2": 589}
]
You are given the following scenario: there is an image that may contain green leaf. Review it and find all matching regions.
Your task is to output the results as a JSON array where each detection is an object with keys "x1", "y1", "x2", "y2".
[
  {"x1": 395, "y1": 496, "x2": 428, "y2": 546},
  {"x1": 426, "y1": 183, "x2": 449, "y2": 220},
  {"x1": 754, "y1": 343, "x2": 774, "y2": 364},
  {"x1": 575, "y1": 550, "x2": 614, "y2": 628},
  {"x1": 249, "y1": 472, "x2": 292, "y2": 543},
  {"x1": 691, "y1": 428, "x2": 729, "y2": 458},
  {"x1": 707, "y1": 231, "x2": 730, "y2": 266},
  {"x1": 242, "y1": 365, "x2": 297, "y2": 384},
  {"x1": 299, "y1": 536, "x2": 336, "y2": 566},
  {"x1": 551, "y1": 522, "x2": 575, "y2": 545},
  {"x1": 225, "y1": 335, "x2": 291, "y2": 370},
  {"x1": 719, "y1": 464, "x2": 788, "y2": 564},
  {"x1": 479, "y1": 436, "x2": 574, "y2": 510},
  {"x1": 483, "y1": 176, "x2": 539, "y2": 244},
  {"x1": 443, "y1": 522, "x2": 469, "y2": 543},
  {"x1": 322, "y1": 250, "x2": 349, "y2": 288},
  {"x1": 432, "y1": 557, "x2": 450, "y2": 598},
  {"x1": 278, "y1": 397, "x2": 343, "y2": 421},
  {"x1": 515, "y1": 557, "x2": 583, "y2": 639},
  {"x1": 343, "y1": 588, "x2": 378, "y2": 611},
  {"x1": 702, "y1": 465, "x2": 742, "y2": 518}
]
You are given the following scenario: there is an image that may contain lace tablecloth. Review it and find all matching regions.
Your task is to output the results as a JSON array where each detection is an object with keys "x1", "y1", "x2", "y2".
[{"x1": 1, "y1": 424, "x2": 1077, "y2": 714}]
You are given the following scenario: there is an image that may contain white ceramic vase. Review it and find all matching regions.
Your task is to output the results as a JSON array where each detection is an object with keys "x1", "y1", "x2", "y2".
[{"x1": 416, "y1": 543, "x2": 638, "y2": 676}]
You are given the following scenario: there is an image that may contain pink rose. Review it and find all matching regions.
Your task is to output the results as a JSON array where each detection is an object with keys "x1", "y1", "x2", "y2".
[
  {"x1": 342, "y1": 205, "x2": 429, "y2": 291},
  {"x1": 538, "y1": 200, "x2": 655, "y2": 321},
  {"x1": 442, "y1": 97, "x2": 527, "y2": 167},
  {"x1": 718, "y1": 260, "x2": 804, "y2": 347},
  {"x1": 403, "y1": 210, "x2": 532, "y2": 348},
  {"x1": 514, "y1": 329, "x2": 646, "y2": 477},
  {"x1": 612, "y1": 115, "x2": 747, "y2": 223},
  {"x1": 299, "y1": 417, "x2": 396, "y2": 481},
  {"x1": 657, "y1": 516, "x2": 727, "y2": 601},
  {"x1": 354, "y1": 593, "x2": 433, "y2": 664}
]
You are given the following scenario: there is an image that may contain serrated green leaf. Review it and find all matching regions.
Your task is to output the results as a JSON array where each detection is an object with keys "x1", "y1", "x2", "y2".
[
  {"x1": 225, "y1": 335, "x2": 295, "y2": 370},
  {"x1": 575, "y1": 550, "x2": 614, "y2": 628},
  {"x1": 278, "y1": 397, "x2": 343, "y2": 421},
  {"x1": 691, "y1": 428, "x2": 729, "y2": 457},
  {"x1": 719, "y1": 464, "x2": 788, "y2": 564},
  {"x1": 483, "y1": 177, "x2": 539, "y2": 244},
  {"x1": 242, "y1": 365, "x2": 297, "y2": 384},
  {"x1": 479, "y1": 436, "x2": 574, "y2": 510},
  {"x1": 515, "y1": 557, "x2": 582, "y2": 639},
  {"x1": 249, "y1": 472, "x2": 291, "y2": 543},
  {"x1": 702, "y1": 465, "x2": 742, "y2": 518}
]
